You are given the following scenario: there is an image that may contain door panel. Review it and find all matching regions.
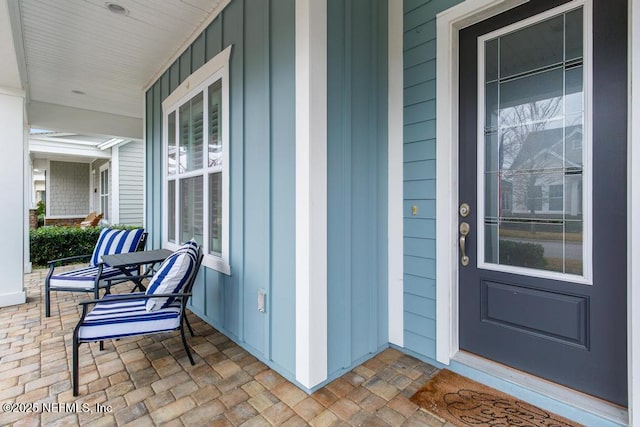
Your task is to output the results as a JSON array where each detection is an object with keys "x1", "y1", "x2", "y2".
[{"x1": 458, "y1": 0, "x2": 627, "y2": 406}]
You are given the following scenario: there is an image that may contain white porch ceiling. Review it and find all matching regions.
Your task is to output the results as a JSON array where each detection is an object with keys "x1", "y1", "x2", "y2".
[{"x1": 10, "y1": 0, "x2": 225, "y2": 136}]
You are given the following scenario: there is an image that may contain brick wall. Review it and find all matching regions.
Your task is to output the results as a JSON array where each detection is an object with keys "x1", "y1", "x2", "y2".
[
  {"x1": 29, "y1": 209, "x2": 38, "y2": 229},
  {"x1": 43, "y1": 217, "x2": 85, "y2": 227}
]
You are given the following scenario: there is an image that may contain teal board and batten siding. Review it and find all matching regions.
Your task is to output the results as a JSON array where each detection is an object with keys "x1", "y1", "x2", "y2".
[
  {"x1": 402, "y1": 0, "x2": 463, "y2": 359},
  {"x1": 327, "y1": 0, "x2": 389, "y2": 379},
  {"x1": 145, "y1": 0, "x2": 296, "y2": 379}
]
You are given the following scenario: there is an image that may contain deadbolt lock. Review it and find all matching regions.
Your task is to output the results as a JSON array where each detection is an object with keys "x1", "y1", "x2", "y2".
[{"x1": 459, "y1": 203, "x2": 470, "y2": 218}]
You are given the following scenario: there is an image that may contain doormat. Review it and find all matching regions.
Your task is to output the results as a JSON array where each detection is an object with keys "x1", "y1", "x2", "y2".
[{"x1": 410, "y1": 369, "x2": 582, "y2": 427}]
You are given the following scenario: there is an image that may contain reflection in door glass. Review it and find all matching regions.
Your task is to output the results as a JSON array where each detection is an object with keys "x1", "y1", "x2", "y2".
[{"x1": 483, "y1": 8, "x2": 584, "y2": 276}]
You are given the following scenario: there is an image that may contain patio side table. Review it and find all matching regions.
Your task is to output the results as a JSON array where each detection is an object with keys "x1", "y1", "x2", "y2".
[{"x1": 102, "y1": 248, "x2": 173, "y2": 292}]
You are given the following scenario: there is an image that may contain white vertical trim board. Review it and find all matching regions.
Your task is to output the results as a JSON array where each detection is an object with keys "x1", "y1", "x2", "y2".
[
  {"x1": 112, "y1": 144, "x2": 120, "y2": 224},
  {"x1": 141, "y1": 94, "x2": 147, "y2": 231},
  {"x1": 388, "y1": 0, "x2": 404, "y2": 347},
  {"x1": 45, "y1": 159, "x2": 51, "y2": 217},
  {"x1": 295, "y1": 0, "x2": 328, "y2": 389},
  {"x1": 22, "y1": 108, "x2": 31, "y2": 273},
  {"x1": 628, "y1": 0, "x2": 640, "y2": 424}
]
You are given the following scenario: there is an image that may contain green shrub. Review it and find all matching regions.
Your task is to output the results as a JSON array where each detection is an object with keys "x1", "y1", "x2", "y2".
[
  {"x1": 499, "y1": 240, "x2": 546, "y2": 269},
  {"x1": 29, "y1": 225, "x2": 141, "y2": 266}
]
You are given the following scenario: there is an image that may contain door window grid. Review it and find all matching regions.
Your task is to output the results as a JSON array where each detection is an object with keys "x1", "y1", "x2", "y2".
[{"x1": 477, "y1": 3, "x2": 591, "y2": 283}]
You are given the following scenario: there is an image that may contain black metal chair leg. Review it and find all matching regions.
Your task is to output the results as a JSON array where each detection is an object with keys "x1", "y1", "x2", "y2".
[
  {"x1": 180, "y1": 326, "x2": 195, "y2": 365},
  {"x1": 44, "y1": 268, "x2": 53, "y2": 317},
  {"x1": 99, "y1": 341, "x2": 104, "y2": 351},
  {"x1": 72, "y1": 338, "x2": 79, "y2": 396},
  {"x1": 184, "y1": 314, "x2": 195, "y2": 337},
  {"x1": 45, "y1": 286, "x2": 50, "y2": 317}
]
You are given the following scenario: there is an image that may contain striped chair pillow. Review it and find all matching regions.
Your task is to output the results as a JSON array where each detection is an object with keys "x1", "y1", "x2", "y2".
[
  {"x1": 90, "y1": 228, "x2": 145, "y2": 267},
  {"x1": 145, "y1": 240, "x2": 199, "y2": 312}
]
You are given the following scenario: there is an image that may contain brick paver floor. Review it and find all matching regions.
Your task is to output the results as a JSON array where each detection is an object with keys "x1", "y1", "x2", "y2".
[{"x1": 0, "y1": 266, "x2": 453, "y2": 426}]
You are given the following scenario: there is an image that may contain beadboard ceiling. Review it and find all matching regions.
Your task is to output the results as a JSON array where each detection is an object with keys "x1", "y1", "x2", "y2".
[{"x1": 11, "y1": 0, "x2": 225, "y2": 122}]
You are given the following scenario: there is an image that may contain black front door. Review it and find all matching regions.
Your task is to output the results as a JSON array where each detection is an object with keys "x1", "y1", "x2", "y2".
[{"x1": 458, "y1": 0, "x2": 627, "y2": 405}]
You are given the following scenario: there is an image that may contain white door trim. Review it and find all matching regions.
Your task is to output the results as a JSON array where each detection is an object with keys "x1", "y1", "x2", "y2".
[
  {"x1": 628, "y1": 0, "x2": 639, "y2": 423},
  {"x1": 435, "y1": 0, "x2": 528, "y2": 365},
  {"x1": 435, "y1": 0, "x2": 634, "y2": 422}
]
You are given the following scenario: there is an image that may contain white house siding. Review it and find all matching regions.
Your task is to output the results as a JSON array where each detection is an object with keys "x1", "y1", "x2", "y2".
[
  {"x1": 117, "y1": 140, "x2": 144, "y2": 226},
  {"x1": 48, "y1": 161, "x2": 90, "y2": 216}
]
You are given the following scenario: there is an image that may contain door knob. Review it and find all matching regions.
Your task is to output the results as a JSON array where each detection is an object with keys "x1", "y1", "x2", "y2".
[{"x1": 459, "y1": 222, "x2": 470, "y2": 266}]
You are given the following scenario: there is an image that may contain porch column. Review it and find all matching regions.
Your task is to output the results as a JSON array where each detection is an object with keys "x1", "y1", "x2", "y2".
[
  {"x1": 0, "y1": 90, "x2": 27, "y2": 307},
  {"x1": 295, "y1": 0, "x2": 328, "y2": 389},
  {"x1": 0, "y1": 0, "x2": 27, "y2": 307}
]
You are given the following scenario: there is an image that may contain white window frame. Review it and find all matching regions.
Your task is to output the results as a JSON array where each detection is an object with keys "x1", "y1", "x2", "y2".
[
  {"x1": 475, "y1": 1, "x2": 593, "y2": 285},
  {"x1": 162, "y1": 46, "x2": 232, "y2": 274}
]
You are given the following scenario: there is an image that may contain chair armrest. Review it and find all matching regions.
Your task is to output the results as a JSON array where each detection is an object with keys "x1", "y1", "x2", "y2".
[
  {"x1": 47, "y1": 254, "x2": 92, "y2": 267},
  {"x1": 78, "y1": 292, "x2": 193, "y2": 306}
]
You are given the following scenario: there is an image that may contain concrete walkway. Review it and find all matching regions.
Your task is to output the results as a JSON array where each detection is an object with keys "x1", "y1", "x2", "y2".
[{"x1": 0, "y1": 267, "x2": 451, "y2": 426}]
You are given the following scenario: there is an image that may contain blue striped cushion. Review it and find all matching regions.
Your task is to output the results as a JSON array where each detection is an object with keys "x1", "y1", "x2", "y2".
[
  {"x1": 145, "y1": 240, "x2": 198, "y2": 312},
  {"x1": 91, "y1": 228, "x2": 145, "y2": 267},
  {"x1": 78, "y1": 294, "x2": 181, "y2": 341},
  {"x1": 49, "y1": 265, "x2": 134, "y2": 290},
  {"x1": 173, "y1": 239, "x2": 199, "y2": 261}
]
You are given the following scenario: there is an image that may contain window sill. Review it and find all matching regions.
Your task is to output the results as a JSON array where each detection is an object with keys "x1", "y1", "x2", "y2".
[
  {"x1": 164, "y1": 242, "x2": 231, "y2": 276},
  {"x1": 202, "y1": 255, "x2": 231, "y2": 276}
]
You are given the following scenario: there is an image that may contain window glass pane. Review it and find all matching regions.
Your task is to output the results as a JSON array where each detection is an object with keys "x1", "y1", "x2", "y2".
[
  {"x1": 485, "y1": 39, "x2": 498, "y2": 82},
  {"x1": 482, "y1": 7, "x2": 585, "y2": 277},
  {"x1": 485, "y1": 133, "x2": 500, "y2": 174},
  {"x1": 565, "y1": 219, "x2": 583, "y2": 275},
  {"x1": 168, "y1": 111, "x2": 176, "y2": 175},
  {"x1": 499, "y1": 15, "x2": 564, "y2": 79},
  {"x1": 565, "y1": 66, "x2": 583, "y2": 115},
  {"x1": 499, "y1": 69, "x2": 563, "y2": 119},
  {"x1": 485, "y1": 81, "x2": 498, "y2": 130},
  {"x1": 565, "y1": 8, "x2": 583, "y2": 61},
  {"x1": 498, "y1": 222, "x2": 564, "y2": 271},
  {"x1": 209, "y1": 172, "x2": 222, "y2": 255},
  {"x1": 500, "y1": 121, "x2": 564, "y2": 173},
  {"x1": 548, "y1": 184, "x2": 563, "y2": 211},
  {"x1": 208, "y1": 80, "x2": 223, "y2": 168},
  {"x1": 180, "y1": 176, "x2": 203, "y2": 245},
  {"x1": 485, "y1": 223, "x2": 499, "y2": 264},
  {"x1": 168, "y1": 180, "x2": 176, "y2": 242},
  {"x1": 179, "y1": 93, "x2": 204, "y2": 173}
]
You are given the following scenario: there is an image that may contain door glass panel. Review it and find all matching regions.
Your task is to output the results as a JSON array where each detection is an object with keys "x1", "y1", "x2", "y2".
[{"x1": 481, "y1": 7, "x2": 585, "y2": 277}]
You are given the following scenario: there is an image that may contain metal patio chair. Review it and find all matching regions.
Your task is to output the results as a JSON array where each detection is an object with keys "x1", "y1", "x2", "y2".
[
  {"x1": 71, "y1": 241, "x2": 203, "y2": 396},
  {"x1": 44, "y1": 227, "x2": 147, "y2": 317}
]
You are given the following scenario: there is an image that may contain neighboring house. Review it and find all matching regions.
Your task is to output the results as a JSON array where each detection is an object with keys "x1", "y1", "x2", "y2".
[
  {"x1": 1, "y1": 1, "x2": 639, "y2": 426},
  {"x1": 28, "y1": 131, "x2": 144, "y2": 227}
]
